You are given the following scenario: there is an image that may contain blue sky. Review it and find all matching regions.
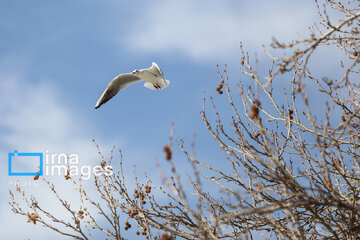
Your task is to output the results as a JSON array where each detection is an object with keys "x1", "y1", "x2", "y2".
[{"x1": 0, "y1": 0, "x2": 336, "y2": 239}]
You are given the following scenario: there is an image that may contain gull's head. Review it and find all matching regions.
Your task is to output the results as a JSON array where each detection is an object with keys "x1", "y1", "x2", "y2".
[{"x1": 132, "y1": 69, "x2": 140, "y2": 76}]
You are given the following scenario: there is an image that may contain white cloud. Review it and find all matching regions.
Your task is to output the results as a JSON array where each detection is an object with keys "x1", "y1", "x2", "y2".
[
  {"x1": 0, "y1": 74, "x2": 118, "y2": 239},
  {"x1": 123, "y1": 0, "x2": 318, "y2": 61}
]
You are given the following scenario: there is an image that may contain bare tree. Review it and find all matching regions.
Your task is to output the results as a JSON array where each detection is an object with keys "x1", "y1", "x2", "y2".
[{"x1": 9, "y1": 0, "x2": 360, "y2": 239}]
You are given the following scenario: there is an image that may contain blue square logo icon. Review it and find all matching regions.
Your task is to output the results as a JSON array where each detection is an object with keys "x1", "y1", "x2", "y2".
[{"x1": 8, "y1": 150, "x2": 43, "y2": 176}]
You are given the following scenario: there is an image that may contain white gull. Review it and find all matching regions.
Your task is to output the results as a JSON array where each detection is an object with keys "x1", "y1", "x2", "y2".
[{"x1": 95, "y1": 62, "x2": 170, "y2": 109}]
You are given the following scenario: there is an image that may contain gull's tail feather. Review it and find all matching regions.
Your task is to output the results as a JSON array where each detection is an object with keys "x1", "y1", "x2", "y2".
[{"x1": 144, "y1": 79, "x2": 170, "y2": 90}]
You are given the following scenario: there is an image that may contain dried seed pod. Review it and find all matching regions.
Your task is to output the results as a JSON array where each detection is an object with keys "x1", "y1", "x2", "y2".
[
  {"x1": 130, "y1": 210, "x2": 138, "y2": 218},
  {"x1": 254, "y1": 99, "x2": 261, "y2": 106},
  {"x1": 65, "y1": 170, "x2": 70, "y2": 180},
  {"x1": 163, "y1": 145, "x2": 172, "y2": 160},
  {"x1": 216, "y1": 83, "x2": 224, "y2": 94},
  {"x1": 249, "y1": 105, "x2": 259, "y2": 119},
  {"x1": 163, "y1": 145, "x2": 170, "y2": 153},
  {"x1": 288, "y1": 109, "x2": 294, "y2": 120},
  {"x1": 29, "y1": 213, "x2": 39, "y2": 219},
  {"x1": 160, "y1": 233, "x2": 173, "y2": 240},
  {"x1": 27, "y1": 213, "x2": 39, "y2": 224},
  {"x1": 100, "y1": 160, "x2": 106, "y2": 168}
]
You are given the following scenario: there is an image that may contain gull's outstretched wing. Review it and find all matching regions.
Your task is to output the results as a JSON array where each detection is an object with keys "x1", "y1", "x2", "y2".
[
  {"x1": 148, "y1": 62, "x2": 164, "y2": 77},
  {"x1": 95, "y1": 73, "x2": 141, "y2": 109}
]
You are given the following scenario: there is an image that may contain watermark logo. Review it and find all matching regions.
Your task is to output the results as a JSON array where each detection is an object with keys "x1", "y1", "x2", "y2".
[
  {"x1": 8, "y1": 150, "x2": 113, "y2": 181},
  {"x1": 8, "y1": 150, "x2": 43, "y2": 176}
]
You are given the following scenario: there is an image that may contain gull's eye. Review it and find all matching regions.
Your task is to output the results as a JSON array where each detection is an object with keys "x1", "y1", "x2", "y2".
[{"x1": 132, "y1": 70, "x2": 138, "y2": 74}]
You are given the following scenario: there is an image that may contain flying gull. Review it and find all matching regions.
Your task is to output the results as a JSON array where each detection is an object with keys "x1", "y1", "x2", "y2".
[{"x1": 95, "y1": 62, "x2": 170, "y2": 109}]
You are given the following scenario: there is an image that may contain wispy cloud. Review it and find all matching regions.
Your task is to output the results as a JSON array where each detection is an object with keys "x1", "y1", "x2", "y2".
[
  {"x1": 0, "y1": 72, "x2": 117, "y2": 239},
  {"x1": 123, "y1": 0, "x2": 317, "y2": 61}
]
